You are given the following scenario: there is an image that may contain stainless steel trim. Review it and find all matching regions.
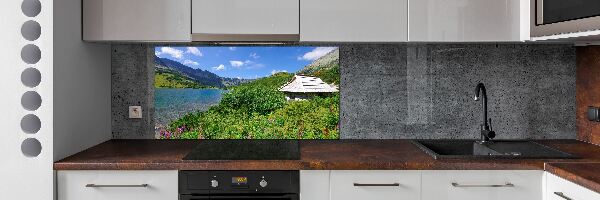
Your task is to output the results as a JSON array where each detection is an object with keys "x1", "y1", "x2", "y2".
[
  {"x1": 451, "y1": 182, "x2": 514, "y2": 188},
  {"x1": 211, "y1": 42, "x2": 295, "y2": 45},
  {"x1": 191, "y1": 33, "x2": 299, "y2": 42},
  {"x1": 85, "y1": 184, "x2": 149, "y2": 188},
  {"x1": 536, "y1": 0, "x2": 543, "y2": 25},
  {"x1": 353, "y1": 183, "x2": 400, "y2": 187},
  {"x1": 553, "y1": 192, "x2": 574, "y2": 200}
]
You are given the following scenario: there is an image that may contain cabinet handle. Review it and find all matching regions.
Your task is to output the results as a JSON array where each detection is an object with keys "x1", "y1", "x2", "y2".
[
  {"x1": 554, "y1": 192, "x2": 573, "y2": 200},
  {"x1": 451, "y1": 182, "x2": 514, "y2": 188},
  {"x1": 85, "y1": 184, "x2": 149, "y2": 188},
  {"x1": 353, "y1": 183, "x2": 400, "y2": 187}
]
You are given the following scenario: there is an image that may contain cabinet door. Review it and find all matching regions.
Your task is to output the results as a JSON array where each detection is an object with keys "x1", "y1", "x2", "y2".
[
  {"x1": 300, "y1": 0, "x2": 408, "y2": 42},
  {"x1": 422, "y1": 170, "x2": 543, "y2": 200},
  {"x1": 192, "y1": 0, "x2": 299, "y2": 41},
  {"x1": 409, "y1": 0, "x2": 529, "y2": 42},
  {"x1": 83, "y1": 0, "x2": 191, "y2": 41},
  {"x1": 330, "y1": 170, "x2": 420, "y2": 200},
  {"x1": 300, "y1": 171, "x2": 330, "y2": 200},
  {"x1": 546, "y1": 172, "x2": 600, "y2": 200},
  {"x1": 57, "y1": 170, "x2": 178, "y2": 200}
]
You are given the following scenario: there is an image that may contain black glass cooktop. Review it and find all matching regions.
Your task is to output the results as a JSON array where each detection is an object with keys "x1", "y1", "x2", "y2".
[{"x1": 183, "y1": 140, "x2": 300, "y2": 160}]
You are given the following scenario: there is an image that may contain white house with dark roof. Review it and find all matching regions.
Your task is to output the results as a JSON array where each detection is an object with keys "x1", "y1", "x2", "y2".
[{"x1": 279, "y1": 75, "x2": 338, "y2": 100}]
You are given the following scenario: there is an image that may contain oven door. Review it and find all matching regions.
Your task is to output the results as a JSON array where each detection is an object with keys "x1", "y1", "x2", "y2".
[
  {"x1": 180, "y1": 194, "x2": 299, "y2": 200},
  {"x1": 533, "y1": 0, "x2": 600, "y2": 37}
]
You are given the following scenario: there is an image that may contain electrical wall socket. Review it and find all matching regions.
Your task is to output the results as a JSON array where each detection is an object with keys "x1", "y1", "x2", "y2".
[
  {"x1": 129, "y1": 106, "x2": 142, "y2": 119},
  {"x1": 588, "y1": 106, "x2": 600, "y2": 122}
]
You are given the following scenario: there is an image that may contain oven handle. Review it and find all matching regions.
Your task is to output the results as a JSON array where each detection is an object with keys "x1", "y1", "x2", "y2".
[{"x1": 180, "y1": 194, "x2": 298, "y2": 200}]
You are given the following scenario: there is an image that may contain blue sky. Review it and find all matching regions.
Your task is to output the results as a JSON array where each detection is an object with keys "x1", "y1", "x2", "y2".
[{"x1": 155, "y1": 46, "x2": 338, "y2": 79}]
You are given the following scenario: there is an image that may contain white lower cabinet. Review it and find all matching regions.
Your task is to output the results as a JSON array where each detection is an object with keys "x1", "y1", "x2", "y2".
[
  {"x1": 301, "y1": 170, "x2": 546, "y2": 200},
  {"x1": 421, "y1": 170, "x2": 543, "y2": 200},
  {"x1": 329, "y1": 170, "x2": 421, "y2": 200},
  {"x1": 57, "y1": 170, "x2": 178, "y2": 200},
  {"x1": 56, "y1": 170, "x2": 600, "y2": 200},
  {"x1": 546, "y1": 172, "x2": 600, "y2": 200},
  {"x1": 300, "y1": 171, "x2": 331, "y2": 200}
]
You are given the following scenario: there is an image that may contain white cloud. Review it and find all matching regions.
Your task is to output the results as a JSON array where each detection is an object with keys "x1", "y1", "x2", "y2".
[
  {"x1": 229, "y1": 47, "x2": 237, "y2": 51},
  {"x1": 271, "y1": 69, "x2": 288, "y2": 75},
  {"x1": 298, "y1": 47, "x2": 337, "y2": 61},
  {"x1": 240, "y1": 60, "x2": 265, "y2": 69},
  {"x1": 213, "y1": 64, "x2": 225, "y2": 71},
  {"x1": 183, "y1": 60, "x2": 199, "y2": 66},
  {"x1": 230, "y1": 60, "x2": 260, "y2": 69},
  {"x1": 186, "y1": 47, "x2": 203, "y2": 57},
  {"x1": 155, "y1": 51, "x2": 162, "y2": 56},
  {"x1": 229, "y1": 60, "x2": 244, "y2": 68},
  {"x1": 157, "y1": 47, "x2": 184, "y2": 59},
  {"x1": 249, "y1": 52, "x2": 260, "y2": 59}
]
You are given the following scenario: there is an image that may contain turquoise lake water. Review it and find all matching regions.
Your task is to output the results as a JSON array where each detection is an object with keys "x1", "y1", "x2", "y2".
[{"x1": 154, "y1": 88, "x2": 226, "y2": 127}]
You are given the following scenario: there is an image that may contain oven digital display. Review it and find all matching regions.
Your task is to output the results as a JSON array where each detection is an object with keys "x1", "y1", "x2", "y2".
[{"x1": 232, "y1": 177, "x2": 248, "y2": 185}]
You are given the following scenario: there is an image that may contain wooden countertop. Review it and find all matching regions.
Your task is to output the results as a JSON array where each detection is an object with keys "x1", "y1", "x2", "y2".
[{"x1": 54, "y1": 139, "x2": 600, "y2": 170}]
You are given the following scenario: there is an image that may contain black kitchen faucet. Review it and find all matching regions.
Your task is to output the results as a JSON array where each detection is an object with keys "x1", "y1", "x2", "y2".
[{"x1": 474, "y1": 83, "x2": 495, "y2": 143}]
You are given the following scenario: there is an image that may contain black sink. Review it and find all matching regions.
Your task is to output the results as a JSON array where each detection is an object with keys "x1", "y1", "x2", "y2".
[{"x1": 411, "y1": 140, "x2": 577, "y2": 159}]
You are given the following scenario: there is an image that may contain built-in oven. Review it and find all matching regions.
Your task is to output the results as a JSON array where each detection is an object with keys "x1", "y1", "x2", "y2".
[
  {"x1": 179, "y1": 171, "x2": 299, "y2": 200},
  {"x1": 532, "y1": 0, "x2": 600, "y2": 37}
]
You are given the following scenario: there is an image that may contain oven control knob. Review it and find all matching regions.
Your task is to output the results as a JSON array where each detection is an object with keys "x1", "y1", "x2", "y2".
[
  {"x1": 210, "y1": 180, "x2": 219, "y2": 188},
  {"x1": 259, "y1": 179, "x2": 268, "y2": 188}
]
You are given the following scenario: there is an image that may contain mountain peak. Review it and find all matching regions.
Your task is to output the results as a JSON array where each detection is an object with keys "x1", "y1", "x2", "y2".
[
  {"x1": 297, "y1": 48, "x2": 339, "y2": 75},
  {"x1": 154, "y1": 56, "x2": 251, "y2": 88}
]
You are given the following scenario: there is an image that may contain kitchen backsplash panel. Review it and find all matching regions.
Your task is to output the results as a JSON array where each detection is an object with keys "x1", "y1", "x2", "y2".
[{"x1": 112, "y1": 44, "x2": 576, "y2": 139}]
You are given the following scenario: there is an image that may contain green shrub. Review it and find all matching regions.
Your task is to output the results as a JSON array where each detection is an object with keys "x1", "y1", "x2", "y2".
[
  {"x1": 219, "y1": 85, "x2": 286, "y2": 115},
  {"x1": 162, "y1": 72, "x2": 340, "y2": 140}
]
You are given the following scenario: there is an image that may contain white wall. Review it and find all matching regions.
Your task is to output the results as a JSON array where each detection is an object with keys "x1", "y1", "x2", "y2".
[
  {"x1": 53, "y1": 0, "x2": 112, "y2": 161},
  {"x1": 0, "y1": 0, "x2": 111, "y2": 199},
  {"x1": 0, "y1": 0, "x2": 54, "y2": 199}
]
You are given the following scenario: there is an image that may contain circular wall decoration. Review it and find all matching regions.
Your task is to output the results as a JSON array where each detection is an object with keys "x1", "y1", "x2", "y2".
[
  {"x1": 21, "y1": 44, "x2": 41, "y2": 64},
  {"x1": 21, "y1": 20, "x2": 41, "y2": 41},
  {"x1": 20, "y1": 114, "x2": 41, "y2": 134},
  {"x1": 21, "y1": 68, "x2": 41, "y2": 88},
  {"x1": 21, "y1": 138, "x2": 42, "y2": 157},
  {"x1": 21, "y1": 91, "x2": 42, "y2": 111},
  {"x1": 21, "y1": 0, "x2": 41, "y2": 17}
]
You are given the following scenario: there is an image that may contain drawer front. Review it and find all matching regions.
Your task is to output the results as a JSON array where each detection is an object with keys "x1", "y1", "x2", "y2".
[
  {"x1": 57, "y1": 170, "x2": 178, "y2": 200},
  {"x1": 546, "y1": 172, "x2": 600, "y2": 200},
  {"x1": 422, "y1": 170, "x2": 543, "y2": 200},
  {"x1": 330, "y1": 170, "x2": 420, "y2": 200}
]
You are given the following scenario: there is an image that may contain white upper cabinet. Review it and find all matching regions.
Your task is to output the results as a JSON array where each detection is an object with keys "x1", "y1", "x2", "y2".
[
  {"x1": 300, "y1": 0, "x2": 408, "y2": 42},
  {"x1": 82, "y1": 0, "x2": 191, "y2": 42},
  {"x1": 409, "y1": 0, "x2": 530, "y2": 42},
  {"x1": 191, "y1": 0, "x2": 300, "y2": 41},
  {"x1": 80, "y1": 0, "x2": 534, "y2": 42}
]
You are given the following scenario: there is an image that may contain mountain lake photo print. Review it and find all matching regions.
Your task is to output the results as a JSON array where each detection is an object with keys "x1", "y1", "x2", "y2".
[{"x1": 154, "y1": 46, "x2": 340, "y2": 139}]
